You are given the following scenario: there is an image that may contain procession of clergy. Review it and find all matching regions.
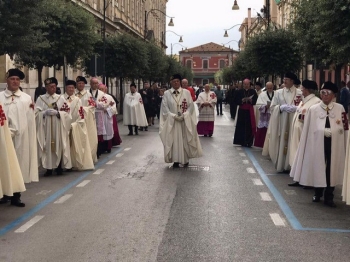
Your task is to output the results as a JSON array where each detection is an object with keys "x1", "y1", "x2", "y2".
[
  {"x1": 0, "y1": 69, "x2": 129, "y2": 207},
  {"x1": 234, "y1": 72, "x2": 350, "y2": 208}
]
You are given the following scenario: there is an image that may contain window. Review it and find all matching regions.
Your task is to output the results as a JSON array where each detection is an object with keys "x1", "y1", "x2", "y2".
[
  {"x1": 186, "y1": 60, "x2": 192, "y2": 69},
  {"x1": 203, "y1": 60, "x2": 208, "y2": 69},
  {"x1": 219, "y1": 60, "x2": 225, "y2": 69}
]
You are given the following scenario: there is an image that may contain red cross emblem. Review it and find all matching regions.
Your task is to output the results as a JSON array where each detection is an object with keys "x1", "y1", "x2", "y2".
[
  {"x1": 294, "y1": 95, "x2": 302, "y2": 106},
  {"x1": 0, "y1": 105, "x2": 6, "y2": 126},
  {"x1": 210, "y1": 93, "x2": 216, "y2": 99},
  {"x1": 79, "y1": 106, "x2": 84, "y2": 119},
  {"x1": 60, "y1": 102, "x2": 70, "y2": 113},
  {"x1": 88, "y1": 97, "x2": 96, "y2": 107},
  {"x1": 181, "y1": 99, "x2": 188, "y2": 113},
  {"x1": 342, "y1": 112, "x2": 349, "y2": 131},
  {"x1": 99, "y1": 96, "x2": 108, "y2": 104}
]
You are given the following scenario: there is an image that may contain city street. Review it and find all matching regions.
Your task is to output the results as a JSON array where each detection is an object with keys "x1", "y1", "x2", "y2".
[{"x1": 1, "y1": 106, "x2": 350, "y2": 262}]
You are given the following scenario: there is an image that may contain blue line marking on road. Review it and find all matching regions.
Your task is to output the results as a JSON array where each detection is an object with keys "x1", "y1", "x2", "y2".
[
  {"x1": 0, "y1": 147, "x2": 123, "y2": 236},
  {"x1": 244, "y1": 148, "x2": 350, "y2": 233}
]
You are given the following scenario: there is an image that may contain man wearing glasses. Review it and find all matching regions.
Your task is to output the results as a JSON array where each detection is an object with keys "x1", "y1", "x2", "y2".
[
  {"x1": 290, "y1": 82, "x2": 348, "y2": 207},
  {"x1": 263, "y1": 72, "x2": 302, "y2": 172}
]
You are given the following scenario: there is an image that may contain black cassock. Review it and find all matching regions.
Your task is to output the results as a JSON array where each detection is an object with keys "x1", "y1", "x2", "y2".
[{"x1": 233, "y1": 88, "x2": 258, "y2": 147}]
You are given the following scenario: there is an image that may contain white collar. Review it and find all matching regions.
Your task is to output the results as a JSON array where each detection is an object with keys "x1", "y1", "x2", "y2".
[{"x1": 4, "y1": 89, "x2": 21, "y2": 98}]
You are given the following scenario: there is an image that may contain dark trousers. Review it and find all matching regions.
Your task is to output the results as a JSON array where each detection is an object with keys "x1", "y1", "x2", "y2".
[
  {"x1": 314, "y1": 137, "x2": 334, "y2": 201},
  {"x1": 216, "y1": 100, "x2": 223, "y2": 115},
  {"x1": 230, "y1": 103, "x2": 237, "y2": 119},
  {"x1": 128, "y1": 125, "x2": 138, "y2": 134}
]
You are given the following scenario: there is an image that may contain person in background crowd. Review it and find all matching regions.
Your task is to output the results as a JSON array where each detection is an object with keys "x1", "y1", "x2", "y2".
[
  {"x1": 35, "y1": 77, "x2": 72, "y2": 176},
  {"x1": 98, "y1": 83, "x2": 117, "y2": 154},
  {"x1": 148, "y1": 83, "x2": 159, "y2": 126},
  {"x1": 156, "y1": 89, "x2": 165, "y2": 120},
  {"x1": 139, "y1": 81, "x2": 150, "y2": 131},
  {"x1": 34, "y1": 85, "x2": 46, "y2": 102},
  {"x1": 160, "y1": 74, "x2": 202, "y2": 168},
  {"x1": 288, "y1": 80, "x2": 320, "y2": 187},
  {"x1": 214, "y1": 85, "x2": 224, "y2": 116},
  {"x1": 233, "y1": 79, "x2": 258, "y2": 147},
  {"x1": 340, "y1": 81, "x2": 350, "y2": 114},
  {"x1": 195, "y1": 85, "x2": 204, "y2": 100},
  {"x1": 254, "y1": 82, "x2": 274, "y2": 148},
  {"x1": 76, "y1": 76, "x2": 98, "y2": 163},
  {"x1": 290, "y1": 82, "x2": 348, "y2": 207},
  {"x1": 182, "y1": 78, "x2": 196, "y2": 101},
  {"x1": 254, "y1": 82, "x2": 263, "y2": 131},
  {"x1": 123, "y1": 83, "x2": 148, "y2": 135},
  {"x1": 196, "y1": 84, "x2": 217, "y2": 137},
  {"x1": 262, "y1": 72, "x2": 302, "y2": 172}
]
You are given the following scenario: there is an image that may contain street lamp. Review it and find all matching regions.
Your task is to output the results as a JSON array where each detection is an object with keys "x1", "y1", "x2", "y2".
[
  {"x1": 222, "y1": 40, "x2": 240, "y2": 51},
  {"x1": 223, "y1": 23, "x2": 249, "y2": 39},
  {"x1": 232, "y1": 0, "x2": 239, "y2": 10},
  {"x1": 170, "y1": 43, "x2": 187, "y2": 57},
  {"x1": 166, "y1": 30, "x2": 184, "y2": 43},
  {"x1": 145, "y1": 9, "x2": 174, "y2": 40}
]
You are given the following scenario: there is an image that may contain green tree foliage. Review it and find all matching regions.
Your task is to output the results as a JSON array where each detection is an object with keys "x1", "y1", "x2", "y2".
[
  {"x1": 16, "y1": 0, "x2": 99, "y2": 86},
  {"x1": 243, "y1": 29, "x2": 302, "y2": 78},
  {"x1": 231, "y1": 51, "x2": 255, "y2": 81},
  {"x1": 143, "y1": 42, "x2": 167, "y2": 82},
  {"x1": 0, "y1": 0, "x2": 44, "y2": 56}
]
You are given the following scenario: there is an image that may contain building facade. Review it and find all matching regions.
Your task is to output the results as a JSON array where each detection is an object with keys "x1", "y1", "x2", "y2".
[{"x1": 179, "y1": 42, "x2": 238, "y2": 86}]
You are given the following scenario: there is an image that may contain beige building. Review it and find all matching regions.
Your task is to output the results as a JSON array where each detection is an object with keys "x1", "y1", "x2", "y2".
[{"x1": 0, "y1": 0, "x2": 168, "y2": 99}]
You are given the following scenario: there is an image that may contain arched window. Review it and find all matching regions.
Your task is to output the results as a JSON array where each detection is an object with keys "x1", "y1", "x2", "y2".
[{"x1": 186, "y1": 60, "x2": 192, "y2": 69}]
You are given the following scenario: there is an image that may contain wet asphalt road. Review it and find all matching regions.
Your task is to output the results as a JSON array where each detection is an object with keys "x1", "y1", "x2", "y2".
[{"x1": 1, "y1": 105, "x2": 350, "y2": 262}]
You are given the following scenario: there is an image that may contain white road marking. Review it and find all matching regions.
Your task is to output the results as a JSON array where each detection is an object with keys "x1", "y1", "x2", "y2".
[
  {"x1": 106, "y1": 160, "x2": 115, "y2": 165},
  {"x1": 76, "y1": 180, "x2": 91, "y2": 187},
  {"x1": 93, "y1": 169, "x2": 104, "y2": 175},
  {"x1": 242, "y1": 160, "x2": 249, "y2": 164},
  {"x1": 236, "y1": 147, "x2": 242, "y2": 151},
  {"x1": 253, "y1": 179, "x2": 264, "y2": 186},
  {"x1": 124, "y1": 148, "x2": 131, "y2": 151},
  {"x1": 284, "y1": 190, "x2": 297, "y2": 195},
  {"x1": 239, "y1": 153, "x2": 246, "y2": 157},
  {"x1": 36, "y1": 190, "x2": 52, "y2": 196},
  {"x1": 54, "y1": 194, "x2": 73, "y2": 204},
  {"x1": 270, "y1": 213, "x2": 286, "y2": 227},
  {"x1": 247, "y1": 167, "x2": 256, "y2": 173},
  {"x1": 116, "y1": 153, "x2": 124, "y2": 158},
  {"x1": 260, "y1": 192, "x2": 272, "y2": 201},
  {"x1": 15, "y1": 216, "x2": 44, "y2": 233},
  {"x1": 222, "y1": 112, "x2": 229, "y2": 121}
]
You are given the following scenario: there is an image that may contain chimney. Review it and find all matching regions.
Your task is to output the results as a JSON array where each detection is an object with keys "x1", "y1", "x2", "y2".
[{"x1": 248, "y1": 8, "x2": 252, "y2": 32}]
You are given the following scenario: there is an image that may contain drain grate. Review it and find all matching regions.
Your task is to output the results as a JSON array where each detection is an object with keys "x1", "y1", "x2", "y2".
[{"x1": 169, "y1": 165, "x2": 210, "y2": 171}]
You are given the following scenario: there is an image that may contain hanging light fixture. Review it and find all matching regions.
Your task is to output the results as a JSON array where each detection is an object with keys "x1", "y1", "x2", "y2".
[
  {"x1": 168, "y1": 18, "x2": 174, "y2": 26},
  {"x1": 232, "y1": 0, "x2": 239, "y2": 10},
  {"x1": 224, "y1": 30, "x2": 229, "y2": 37},
  {"x1": 179, "y1": 36, "x2": 183, "y2": 42}
]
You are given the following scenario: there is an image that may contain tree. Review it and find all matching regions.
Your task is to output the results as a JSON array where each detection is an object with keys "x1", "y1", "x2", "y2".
[
  {"x1": 16, "y1": 0, "x2": 99, "y2": 87},
  {"x1": 0, "y1": 0, "x2": 45, "y2": 56},
  {"x1": 142, "y1": 42, "x2": 167, "y2": 82}
]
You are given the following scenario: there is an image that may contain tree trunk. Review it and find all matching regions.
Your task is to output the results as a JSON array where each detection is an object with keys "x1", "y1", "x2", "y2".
[
  {"x1": 37, "y1": 65, "x2": 43, "y2": 88},
  {"x1": 119, "y1": 77, "x2": 124, "y2": 115}
]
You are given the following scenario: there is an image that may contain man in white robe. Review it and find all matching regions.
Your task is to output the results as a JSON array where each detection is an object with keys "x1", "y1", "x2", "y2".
[
  {"x1": 159, "y1": 74, "x2": 202, "y2": 168},
  {"x1": 65, "y1": 80, "x2": 94, "y2": 170},
  {"x1": 288, "y1": 80, "x2": 320, "y2": 187},
  {"x1": 75, "y1": 76, "x2": 98, "y2": 163},
  {"x1": 196, "y1": 84, "x2": 217, "y2": 137},
  {"x1": 290, "y1": 82, "x2": 348, "y2": 207},
  {"x1": 123, "y1": 83, "x2": 148, "y2": 135},
  {"x1": 0, "y1": 69, "x2": 38, "y2": 184},
  {"x1": 35, "y1": 77, "x2": 72, "y2": 176},
  {"x1": 262, "y1": 72, "x2": 302, "y2": 172},
  {"x1": 0, "y1": 101, "x2": 26, "y2": 207},
  {"x1": 98, "y1": 83, "x2": 117, "y2": 153}
]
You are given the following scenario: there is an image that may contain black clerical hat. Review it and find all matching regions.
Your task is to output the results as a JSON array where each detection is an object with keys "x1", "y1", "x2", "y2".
[
  {"x1": 44, "y1": 77, "x2": 58, "y2": 86},
  {"x1": 170, "y1": 74, "x2": 182, "y2": 81},
  {"x1": 284, "y1": 72, "x2": 298, "y2": 82},
  {"x1": 321, "y1": 81, "x2": 338, "y2": 94},
  {"x1": 66, "y1": 80, "x2": 76, "y2": 87},
  {"x1": 76, "y1": 76, "x2": 87, "y2": 84},
  {"x1": 302, "y1": 80, "x2": 318, "y2": 90},
  {"x1": 6, "y1": 68, "x2": 25, "y2": 80}
]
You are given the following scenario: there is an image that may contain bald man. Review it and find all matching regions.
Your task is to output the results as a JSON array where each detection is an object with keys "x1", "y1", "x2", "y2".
[
  {"x1": 233, "y1": 79, "x2": 258, "y2": 147},
  {"x1": 182, "y1": 79, "x2": 196, "y2": 101}
]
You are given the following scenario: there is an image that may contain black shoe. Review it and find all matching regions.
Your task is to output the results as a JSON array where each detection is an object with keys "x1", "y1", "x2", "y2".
[
  {"x1": 144, "y1": 127, "x2": 148, "y2": 131},
  {"x1": 204, "y1": 135, "x2": 207, "y2": 137},
  {"x1": 127, "y1": 132, "x2": 133, "y2": 136},
  {"x1": 44, "y1": 170, "x2": 53, "y2": 177},
  {"x1": 106, "y1": 149, "x2": 111, "y2": 153},
  {"x1": 0, "y1": 195, "x2": 10, "y2": 204},
  {"x1": 11, "y1": 199, "x2": 25, "y2": 207},
  {"x1": 209, "y1": 134, "x2": 212, "y2": 137},
  {"x1": 220, "y1": 113, "x2": 223, "y2": 115},
  {"x1": 288, "y1": 182, "x2": 301, "y2": 187},
  {"x1": 56, "y1": 169, "x2": 63, "y2": 176},
  {"x1": 217, "y1": 114, "x2": 219, "y2": 115},
  {"x1": 324, "y1": 201, "x2": 337, "y2": 207},
  {"x1": 139, "y1": 127, "x2": 143, "y2": 131},
  {"x1": 312, "y1": 196, "x2": 321, "y2": 202},
  {"x1": 303, "y1": 186, "x2": 313, "y2": 189},
  {"x1": 183, "y1": 162, "x2": 189, "y2": 167},
  {"x1": 172, "y1": 162, "x2": 180, "y2": 168}
]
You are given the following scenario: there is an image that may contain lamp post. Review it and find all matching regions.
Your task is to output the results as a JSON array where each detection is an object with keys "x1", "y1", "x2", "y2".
[
  {"x1": 222, "y1": 40, "x2": 240, "y2": 51},
  {"x1": 145, "y1": 9, "x2": 174, "y2": 40},
  {"x1": 223, "y1": 23, "x2": 249, "y2": 40},
  {"x1": 171, "y1": 43, "x2": 187, "y2": 57}
]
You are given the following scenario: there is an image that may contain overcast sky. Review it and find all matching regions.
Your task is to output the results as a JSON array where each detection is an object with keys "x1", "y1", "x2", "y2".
[{"x1": 165, "y1": 0, "x2": 264, "y2": 55}]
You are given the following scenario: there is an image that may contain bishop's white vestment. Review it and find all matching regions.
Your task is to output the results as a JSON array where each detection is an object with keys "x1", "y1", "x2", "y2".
[
  {"x1": 65, "y1": 93, "x2": 94, "y2": 171},
  {"x1": 0, "y1": 89, "x2": 38, "y2": 183},
  {"x1": 159, "y1": 87, "x2": 202, "y2": 164},
  {"x1": 0, "y1": 103, "x2": 26, "y2": 197},
  {"x1": 123, "y1": 92, "x2": 148, "y2": 127},
  {"x1": 35, "y1": 93, "x2": 72, "y2": 169}
]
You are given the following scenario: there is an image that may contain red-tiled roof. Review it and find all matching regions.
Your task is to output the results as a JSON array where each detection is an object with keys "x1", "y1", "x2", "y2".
[{"x1": 179, "y1": 42, "x2": 234, "y2": 53}]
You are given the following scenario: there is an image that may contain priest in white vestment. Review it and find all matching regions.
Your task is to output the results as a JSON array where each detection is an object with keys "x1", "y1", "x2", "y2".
[
  {"x1": 75, "y1": 76, "x2": 98, "y2": 163},
  {"x1": 123, "y1": 82, "x2": 148, "y2": 135},
  {"x1": 0, "y1": 69, "x2": 38, "y2": 184},
  {"x1": 159, "y1": 74, "x2": 202, "y2": 168},
  {"x1": 288, "y1": 80, "x2": 320, "y2": 186},
  {"x1": 254, "y1": 82, "x2": 274, "y2": 148},
  {"x1": 196, "y1": 84, "x2": 217, "y2": 137},
  {"x1": 254, "y1": 82, "x2": 263, "y2": 128},
  {"x1": 262, "y1": 72, "x2": 302, "y2": 172},
  {"x1": 290, "y1": 82, "x2": 348, "y2": 207},
  {"x1": 65, "y1": 80, "x2": 94, "y2": 170},
  {"x1": 35, "y1": 77, "x2": 72, "y2": 176},
  {"x1": 0, "y1": 101, "x2": 26, "y2": 207}
]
